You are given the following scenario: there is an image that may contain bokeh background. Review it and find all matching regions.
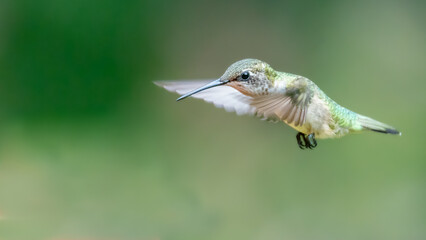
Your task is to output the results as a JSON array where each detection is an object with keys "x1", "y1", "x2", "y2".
[{"x1": 0, "y1": 0, "x2": 425, "y2": 239}]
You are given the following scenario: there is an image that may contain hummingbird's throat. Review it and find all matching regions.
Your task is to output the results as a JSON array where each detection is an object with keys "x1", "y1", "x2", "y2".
[{"x1": 227, "y1": 81, "x2": 255, "y2": 97}]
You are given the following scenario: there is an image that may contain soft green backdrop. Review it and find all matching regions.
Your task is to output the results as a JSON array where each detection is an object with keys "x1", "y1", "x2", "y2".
[{"x1": 0, "y1": 0, "x2": 425, "y2": 239}]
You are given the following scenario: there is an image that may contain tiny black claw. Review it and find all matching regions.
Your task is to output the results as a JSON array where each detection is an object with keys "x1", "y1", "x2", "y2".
[
  {"x1": 296, "y1": 132, "x2": 307, "y2": 149},
  {"x1": 305, "y1": 133, "x2": 317, "y2": 149},
  {"x1": 311, "y1": 138, "x2": 317, "y2": 148}
]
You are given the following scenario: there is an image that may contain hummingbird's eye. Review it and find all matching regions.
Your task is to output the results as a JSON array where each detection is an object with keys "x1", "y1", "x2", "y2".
[{"x1": 241, "y1": 71, "x2": 250, "y2": 80}]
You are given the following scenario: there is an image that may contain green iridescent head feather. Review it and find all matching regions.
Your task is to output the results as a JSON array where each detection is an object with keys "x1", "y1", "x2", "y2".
[{"x1": 221, "y1": 59, "x2": 278, "y2": 82}]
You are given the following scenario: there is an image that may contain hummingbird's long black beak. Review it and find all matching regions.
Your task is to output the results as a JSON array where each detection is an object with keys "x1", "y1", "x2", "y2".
[{"x1": 176, "y1": 79, "x2": 228, "y2": 101}]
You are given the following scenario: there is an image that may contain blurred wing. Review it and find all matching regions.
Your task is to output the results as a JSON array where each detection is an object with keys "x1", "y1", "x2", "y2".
[
  {"x1": 154, "y1": 80, "x2": 256, "y2": 116},
  {"x1": 251, "y1": 94, "x2": 307, "y2": 126},
  {"x1": 251, "y1": 77, "x2": 313, "y2": 126},
  {"x1": 155, "y1": 77, "x2": 313, "y2": 126}
]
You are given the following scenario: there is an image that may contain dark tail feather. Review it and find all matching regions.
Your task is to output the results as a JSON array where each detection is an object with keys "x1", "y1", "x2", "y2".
[
  {"x1": 368, "y1": 128, "x2": 401, "y2": 135},
  {"x1": 358, "y1": 115, "x2": 401, "y2": 135}
]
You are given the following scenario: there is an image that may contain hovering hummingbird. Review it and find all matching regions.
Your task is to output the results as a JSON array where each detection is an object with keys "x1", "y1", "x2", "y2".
[{"x1": 155, "y1": 59, "x2": 400, "y2": 149}]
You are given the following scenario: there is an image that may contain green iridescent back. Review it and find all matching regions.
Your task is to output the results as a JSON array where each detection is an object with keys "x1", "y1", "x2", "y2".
[{"x1": 315, "y1": 86, "x2": 360, "y2": 130}]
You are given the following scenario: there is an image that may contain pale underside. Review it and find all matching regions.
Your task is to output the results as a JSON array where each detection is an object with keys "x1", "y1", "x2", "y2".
[{"x1": 155, "y1": 80, "x2": 348, "y2": 139}]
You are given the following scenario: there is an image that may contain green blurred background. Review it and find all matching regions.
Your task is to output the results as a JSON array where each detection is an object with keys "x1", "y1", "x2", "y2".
[{"x1": 0, "y1": 0, "x2": 425, "y2": 239}]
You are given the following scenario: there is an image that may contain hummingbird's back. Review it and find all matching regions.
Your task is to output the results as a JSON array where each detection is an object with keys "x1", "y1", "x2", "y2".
[{"x1": 313, "y1": 83, "x2": 399, "y2": 137}]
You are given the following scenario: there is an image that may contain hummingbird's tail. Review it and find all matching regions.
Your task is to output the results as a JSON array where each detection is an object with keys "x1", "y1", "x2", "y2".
[{"x1": 357, "y1": 115, "x2": 401, "y2": 135}]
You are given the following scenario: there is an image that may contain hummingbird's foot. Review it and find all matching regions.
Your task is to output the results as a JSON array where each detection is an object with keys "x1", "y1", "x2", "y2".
[
  {"x1": 296, "y1": 132, "x2": 317, "y2": 150},
  {"x1": 305, "y1": 133, "x2": 317, "y2": 149},
  {"x1": 296, "y1": 132, "x2": 307, "y2": 149}
]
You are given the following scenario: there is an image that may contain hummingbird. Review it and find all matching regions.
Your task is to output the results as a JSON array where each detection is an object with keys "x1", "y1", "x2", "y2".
[{"x1": 155, "y1": 59, "x2": 400, "y2": 149}]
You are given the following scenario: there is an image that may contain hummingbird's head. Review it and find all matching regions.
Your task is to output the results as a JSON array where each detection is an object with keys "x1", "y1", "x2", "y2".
[
  {"x1": 220, "y1": 59, "x2": 278, "y2": 96},
  {"x1": 176, "y1": 59, "x2": 278, "y2": 101}
]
